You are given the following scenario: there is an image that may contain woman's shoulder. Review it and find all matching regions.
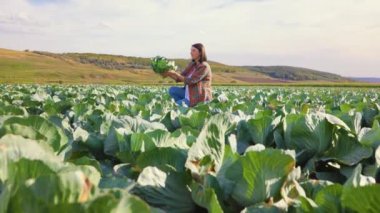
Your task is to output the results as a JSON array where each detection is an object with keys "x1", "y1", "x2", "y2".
[
  {"x1": 201, "y1": 61, "x2": 210, "y2": 66},
  {"x1": 200, "y1": 61, "x2": 211, "y2": 70}
]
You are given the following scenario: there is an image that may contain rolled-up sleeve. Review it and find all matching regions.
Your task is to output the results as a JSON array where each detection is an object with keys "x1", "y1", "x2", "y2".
[
  {"x1": 180, "y1": 69, "x2": 187, "y2": 76},
  {"x1": 184, "y1": 65, "x2": 209, "y2": 85}
]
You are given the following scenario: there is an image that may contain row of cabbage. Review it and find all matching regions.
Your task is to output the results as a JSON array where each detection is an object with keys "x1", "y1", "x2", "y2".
[{"x1": 0, "y1": 84, "x2": 379, "y2": 212}]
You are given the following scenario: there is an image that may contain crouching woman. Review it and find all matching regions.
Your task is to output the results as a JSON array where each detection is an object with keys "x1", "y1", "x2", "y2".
[{"x1": 162, "y1": 43, "x2": 212, "y2": 107}]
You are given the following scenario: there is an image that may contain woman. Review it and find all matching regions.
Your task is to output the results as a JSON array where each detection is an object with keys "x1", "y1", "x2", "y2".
[{"x1": 162, "y1": 43, "x2": 212, "y2": 107}]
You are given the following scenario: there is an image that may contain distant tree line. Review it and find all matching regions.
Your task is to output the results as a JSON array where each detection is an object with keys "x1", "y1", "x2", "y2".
[{"x1": 73, "y1": 56, "x2": 149, "y2": 70}]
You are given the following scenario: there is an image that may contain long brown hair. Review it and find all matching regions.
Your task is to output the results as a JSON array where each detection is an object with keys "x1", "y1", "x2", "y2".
[{"x1": 192, "y1": 43, "x2": 207, "y2": 63}]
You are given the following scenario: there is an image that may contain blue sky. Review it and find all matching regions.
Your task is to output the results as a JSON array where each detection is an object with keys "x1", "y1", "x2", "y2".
[{"x1": 0, "y1": 0, "x2": 379, "y2": 77}]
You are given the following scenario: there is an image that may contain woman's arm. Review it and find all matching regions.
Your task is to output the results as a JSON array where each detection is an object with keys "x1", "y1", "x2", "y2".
[
  {"x1": 161, "y1": 61, "x2": 194, "y2": 81},
  {"x1": 161, "y1": 70, "x2": 185, "y2": 82},
  {"x1": 171, "y1": 71, "x2": 185, "y2": 82},
  {"x1": 165, "y1": 64, "x2": 210, "y2": 84}
]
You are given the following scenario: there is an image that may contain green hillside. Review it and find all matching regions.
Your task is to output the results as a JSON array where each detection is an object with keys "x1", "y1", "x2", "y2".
[
  {"x1": 34, "y1": 51, "x2": 256, "y2": 74},
  {"x1": 35, "y1": 51, "x2": 351, "y2": 82},
  {"x1": 0, "y1": 48, "x2": 274, "y2": 85},
  {"x1": 0, "y1": 48, "x2": 355, "y2": 85}
]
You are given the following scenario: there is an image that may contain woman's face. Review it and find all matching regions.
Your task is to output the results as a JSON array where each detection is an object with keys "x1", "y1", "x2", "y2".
[{"x1": 190, "y1": 47, "x2": 200, "y2": 61}]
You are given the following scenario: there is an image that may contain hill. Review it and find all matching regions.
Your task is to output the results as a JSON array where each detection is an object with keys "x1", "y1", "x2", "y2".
[
  {"x1": 243, "y1": 66, "x2": 350, "y2": 81},
  {"x1": 0, "y1": 48, "x2": 353, "y2": 85},
  {"x1": 0, "y1": 48, "x2": 275, "y2": 84}
]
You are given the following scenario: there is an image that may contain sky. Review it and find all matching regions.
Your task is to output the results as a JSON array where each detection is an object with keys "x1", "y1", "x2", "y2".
[{"x1": 0, "y1": 0, "x2": 379, "y2": 77}]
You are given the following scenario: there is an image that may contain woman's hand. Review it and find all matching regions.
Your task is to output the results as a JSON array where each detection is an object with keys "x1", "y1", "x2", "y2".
[
  {"x1": 160, "y1": 71, "x2": 171, "y2": 78},
  {"x1": 160, "y1": 70, "x2": 174, "y2": 77},
  {"x1": 162, "y1": 70, "x2": 177, "y2": 79},
  {"x1": 166, "y1": 70, "x2": 177, "y2": 75}
]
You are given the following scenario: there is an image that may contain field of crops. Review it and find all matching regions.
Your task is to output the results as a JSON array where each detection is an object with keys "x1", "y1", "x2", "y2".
[{"x1": 0, "y1": 84, "x2": 380, "y2": 213}]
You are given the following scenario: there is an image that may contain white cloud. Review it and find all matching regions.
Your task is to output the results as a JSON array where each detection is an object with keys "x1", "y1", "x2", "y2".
[{"x1": 0, "y1": 0, "x2": 379, "y2": 77}]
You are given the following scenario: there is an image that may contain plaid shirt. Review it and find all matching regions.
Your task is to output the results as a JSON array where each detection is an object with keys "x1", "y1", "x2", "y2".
[{"x1": 177, "y1": 61, "x2": 212, "y2": 107}]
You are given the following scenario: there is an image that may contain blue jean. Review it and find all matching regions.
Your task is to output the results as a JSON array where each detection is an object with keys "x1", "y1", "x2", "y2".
[{"x1": 168, "y1": 86, "x2": 190, "y2": 106}]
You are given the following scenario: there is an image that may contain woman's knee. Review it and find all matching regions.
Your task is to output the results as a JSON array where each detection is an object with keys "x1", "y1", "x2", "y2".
[
  {"x1": 169, "y1": 86, "x2": 183, "y2": 97},
  {"x1": 168, "y1": 86, "x2": 177, "y2": 96}
]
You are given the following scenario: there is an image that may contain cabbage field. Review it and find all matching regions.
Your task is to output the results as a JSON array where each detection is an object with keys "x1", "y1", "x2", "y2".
[{"x1": 0, "y1": 84, "x2": 380, "y2": 213}]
